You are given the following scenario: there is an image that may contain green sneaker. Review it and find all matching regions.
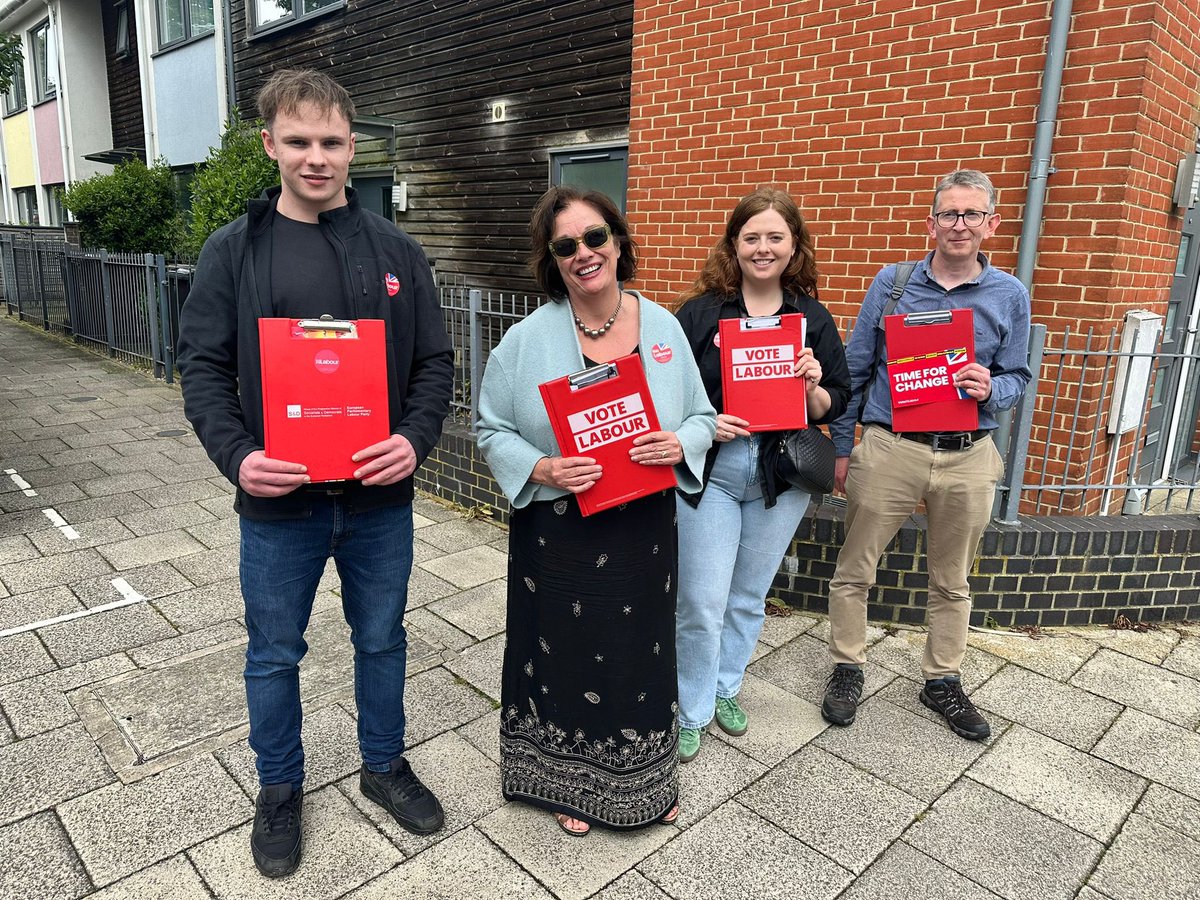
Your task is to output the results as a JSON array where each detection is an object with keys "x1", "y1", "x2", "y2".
[
  {"x1": 714, "y1": 697, "x2": 748, "y2": 736},
  {"x1": 678, "y1": 727, "x2": 702, "y2": 762}
]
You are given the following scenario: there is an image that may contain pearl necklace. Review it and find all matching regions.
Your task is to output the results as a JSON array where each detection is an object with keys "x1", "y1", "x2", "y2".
[{"x1": 571, "y1": 294, "x2": 622, "y2": 339}]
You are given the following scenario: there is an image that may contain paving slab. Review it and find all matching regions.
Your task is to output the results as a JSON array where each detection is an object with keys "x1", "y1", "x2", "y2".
[
  {"x1": 128, "y1": 620, "x2": 246, "y2": 668},
  {"x1": 964, "y1": 629, "x2": 1097, "y2": 680},
  {"x1": 1093, "y1": 709, "x2": 1200, "y2": 801},
  {"x1": 0, "y1": 547, "x2": 114, "y2": 594},
  {"x1": 1087, "y1": 813, "x2": 1200, "y2": 900},
  {"x1": 343, "y1": 825, "x2": 553, "y2": 900},
  {"x1": 739, "y1": 744, "x2": 925, "y2": 874},
  {"x1": 95, "y1": 530, "x2": 208, "y2": 571},
  {"x1": 83, "y1": 856, "x2": 211, "y2": 900},
  {"x1": 418, "y1": 544, "x2": 508, "y2": 589},
  {"x1": 638, "y1": 800, "x2": 851, "y2": 900},
  {"x1": 340, "y1": 729, "x2": 503, "y2": 857},
  {"x1": 1162, "y1": 636, "x2": 1200, "y2": 681},
  {"x1": 152, "y1": 578, "x2": 245, "y2": 631},
  {"x1": 59, "y1": 429, "x2": 140, "y2": 451},
  {"x1": 190, "y1": 785, "x2": 402, "y2": 900},
  {"x1": 0, "y1": 507, "x2": 53, "y2": 539},
  {"x1": 0, "y1": 722, "x2": 115, "y2": 825},
  {"x1": 115, "y1": 502, "x2": 217, "y2": 538},
  {"x1": 413, "y1": 495, "x2": 465, "y2": 523},
  {"x1": 455, "y1": 707, "x2": 501, "y2": 765},
  {"x1": 840, "y1": 841, "x2": 1003, "y2": 899},
  {"x1": 0, "y1": 652, "x2": 136, "y2": 738},
  {"x1": 137, "y1": 479, "x2": 229, "y2": 509},
  {"x1": 27, "y1": 517, "x2": 137, "y2": 557},
  {"x1": 0, "y1": 533, "x2": 40, "y2": 565},
  {"x1": 72, "y1": 563, "x2": 196, "y2": 607},
  {"x1": 590, "y1": 870, "x2": 675, "y2": 900},
  {"x1": 1066, "y1": 626, "x2": 1180, "y2": 664},
  {"x1": 43, "y1": 444, "x2": 123, "y2": 468},
  {"x1": 404, "y1": 606, "x2": 475, "y2": 653},
  {"x1": 415, "y1": 517, "x2": 505, "y2": 553},
  {"x1": 79, "y1": 471, "x2": 168, "y2": 498},
  {"x1": 674, "y1": 733, "x2": 768, "y2": 828},
  {"x1": 906, "y1": 780, "x2": 1102, "y2": 900},
  {"x1": 58, "y1": 753, "x2": 253, "y2": 887},
  {"x1": 1070, "y1": 648, "x2": 1200, "y2": 729},
  {"x1": 478, "y1": 800, "x2": 675, "y2": 900},
  {"x1": 707, "y1": 671, "x2": 828, "y2": 767},
  {"x1": 967, "y1": 725, "x2": 1145, "y2": 841},
  {"x1": 748, "y1": 633, "x2": 895, "y2": 706},
  {"x1": 18, "y1": 461, "x2": 109, "y2": 486},
  {"x1": 444, "y1": 632, "x2": 504, "y2": 703},
  {"x1": 168, "y1": 543, "x2": 240, "y2": 587},
  {"x1": 1135, "y1": 784, "x2": 1200, "y2": 842},
  {"x1": 814, "y1": 697, "x2": 990, "y2": 801},
  {"x1": 0, "y1": 811, "x2": 91, "y2": 900},
  {"x1": 51, "y1": 492, "x2": 151, "y2": 525},
  {"x1": 39, "y1": 602, "x2": 178, "y2": 666},
  {"x1": 0, "y1": 631, "x2": 58, "y2": 686},
  {"x1": 397, "y1": 665, "x2": 496, "y2": 748},
  {"x1": 411, "y1": 537, "x2": 440, "y2": 564},
  {"x1": 184, "y1": 516, "x2": 239, "y2": 549},
  {"x1": 404, "y1": 566, "x2": 459, "y2": 611},
  {"x1": 757, "y1": 609, "x2": 819, "y2": 647},
  {"x1": 0, "y1": 481, "x2": 88, "y2": 512},
  {"x1": 969, "y1": 663, "x2": 1122, "y2": 751},
  {"x1": 428, "y1": 578, "x2": 507, "y2": 640},
  {"x1": 216, "y1": 702, "x2": 363, "y2": 796}
]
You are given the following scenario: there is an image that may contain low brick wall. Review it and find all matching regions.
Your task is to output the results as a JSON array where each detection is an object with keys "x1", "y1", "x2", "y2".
[{"x1": 418, "y1": 425, "x2": 1200, "y2": 626}]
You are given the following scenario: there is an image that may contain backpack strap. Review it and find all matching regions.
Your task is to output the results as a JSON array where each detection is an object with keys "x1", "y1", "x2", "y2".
[{"x1": 856, "y1": 261, "x2": 919, "y2": 423}]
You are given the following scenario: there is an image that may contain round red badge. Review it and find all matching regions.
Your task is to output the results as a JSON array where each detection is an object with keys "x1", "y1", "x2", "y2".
[
  {"x1": 314, "y1": 350, "x2": 340, "y2": 374},
  {"x1": 713, "y1": 332, "x2": 721, "y2": 348},
  {"x1": 651, "y1": 342, "x2": 673, "y2": 363}
]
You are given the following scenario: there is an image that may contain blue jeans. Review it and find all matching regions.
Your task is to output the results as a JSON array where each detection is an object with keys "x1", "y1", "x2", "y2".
[
  {"x1": 675, "y1": 437, "x2": 811, "y2": 729},
  {"x1": 240, "y1": 498, "x2": 414, "y2": 787}
]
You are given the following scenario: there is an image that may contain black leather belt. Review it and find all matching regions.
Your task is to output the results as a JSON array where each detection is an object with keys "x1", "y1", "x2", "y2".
[{"x1": 895, "y1": 429, "x2": 988, "y2": 452}]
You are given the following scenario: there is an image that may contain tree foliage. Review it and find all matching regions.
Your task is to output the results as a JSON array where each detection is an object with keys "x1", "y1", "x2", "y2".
[
  {"x1": 60, "y1": 159, "x2": 183, "y2": 254},
  {"x1": 185, "y1": 110, "x2": 279, "y2": 257},
  {"x1": 0, "y1": 33, "x2": 21, "y2": 96}
]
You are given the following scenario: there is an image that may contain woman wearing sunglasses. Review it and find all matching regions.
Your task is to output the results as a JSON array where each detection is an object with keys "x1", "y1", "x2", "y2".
[
  {"x1": 673, "y1": 188, "x2": 850, "y2": 762},
  {"x1": 477, "y1": 186, "x2": 715, "y2": 836}
]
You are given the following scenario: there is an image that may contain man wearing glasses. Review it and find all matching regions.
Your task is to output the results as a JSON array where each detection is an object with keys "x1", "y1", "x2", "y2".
[{"x1": 820, "y1": 169, "x2": 1031, "y2": 740}]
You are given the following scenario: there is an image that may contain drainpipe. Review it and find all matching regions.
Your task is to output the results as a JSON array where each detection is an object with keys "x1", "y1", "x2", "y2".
[
  {"x1": 1014, "y1": 0, "x2": 1073, "y2": 290},
  {"x1": 222, "y1": 0, "x2": 236, "y2": 112},
  {"x1": 47, "y1": 1, "x2": 72, "y2": 186}
]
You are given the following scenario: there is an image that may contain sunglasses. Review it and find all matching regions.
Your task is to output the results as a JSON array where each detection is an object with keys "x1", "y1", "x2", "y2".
[{"x1": 548, "y1": 224, "x2": 613, "y2": 259}]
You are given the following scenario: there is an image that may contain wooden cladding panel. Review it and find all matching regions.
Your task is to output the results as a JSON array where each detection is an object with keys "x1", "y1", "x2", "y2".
[{"x1": 100, "y1": 0, "x2": 145, "y2": 151}]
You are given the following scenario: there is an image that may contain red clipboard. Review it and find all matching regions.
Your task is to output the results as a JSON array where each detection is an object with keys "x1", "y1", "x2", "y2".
[
  {"x1": 258, "y1": 317, "x2": 390, "y2": 482},
  {"x1": 884, "y1": 309, "x2": 978, "y2": 432},
  {"x1": 538, "y1": 353, "x2": 677, "y2": 517},
  {"x1": 718, "y1": 313, "x2": 807, "y2": 431}
]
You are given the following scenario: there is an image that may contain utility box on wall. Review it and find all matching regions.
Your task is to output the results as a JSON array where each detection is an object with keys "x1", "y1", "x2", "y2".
[{"x1": 1107, "y1": 310, "x2": 1164, "y2": 435}]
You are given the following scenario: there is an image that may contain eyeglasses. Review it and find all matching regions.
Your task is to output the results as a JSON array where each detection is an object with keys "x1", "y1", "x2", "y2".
[
  {"x1": 548, "y1": 224, "x2": 613, "y2": 259},
  {"x1": 933, "y1": 209, "x2": 991, "y2": 228}
]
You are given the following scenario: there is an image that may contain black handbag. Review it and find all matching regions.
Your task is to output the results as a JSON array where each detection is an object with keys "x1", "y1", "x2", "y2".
[{"x1": 775, "y1": 427, "x2": 836, "y2": 494}]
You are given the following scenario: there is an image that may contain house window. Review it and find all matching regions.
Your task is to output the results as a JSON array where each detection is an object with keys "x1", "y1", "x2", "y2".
[
  {"x1": 157, "y1": 0, "x2": 215, "y2": 49},
  {"x1": 254, "y1": 0, "x2": 343, "y2": 32},
  {"x1": 14, "y1": 187, "x2": 39, "y2": 225},
  {"x1": 115, "y1": 2, "x2": 131, "y2": 58},
  {"x1": 43, "y1": 184, "x2": 65, "y2": 226},
  {"x1": 30, "y1": 21, "x2": 55, "y2": 103},
  {"x1": 3, "y1": 50, "x2": 25, "y2": 115},
  {"x1": 549, "y1": 144, "x2": 628, "y2": 213}
]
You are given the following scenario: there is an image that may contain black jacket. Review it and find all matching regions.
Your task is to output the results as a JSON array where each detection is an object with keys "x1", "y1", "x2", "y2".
[
  {"x1": 675, "y1": 290, "x2": 851, "y2": 507},
  {"x1": 177, "y1": 187, "x2": 454, "y2": 520}
]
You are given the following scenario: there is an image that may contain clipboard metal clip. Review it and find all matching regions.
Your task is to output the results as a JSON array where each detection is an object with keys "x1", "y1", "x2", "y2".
[
  {"x1": 296, "y1": 316, "x2": 358, "y2": 338},
  {"x1": 568, "y1": 361, "x2": 618, "y2": 391},
  {"x1": 902, "y1": 311, "x2": 953, "y2": 327},
  {"x1": 740, "y1": 315, "x2": 782, "y2": 331}
]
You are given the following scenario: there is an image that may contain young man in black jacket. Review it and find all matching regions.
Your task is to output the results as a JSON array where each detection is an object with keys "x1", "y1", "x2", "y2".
[{"x1": 177, "y1": 69, "x2": 454, "y2": 877}]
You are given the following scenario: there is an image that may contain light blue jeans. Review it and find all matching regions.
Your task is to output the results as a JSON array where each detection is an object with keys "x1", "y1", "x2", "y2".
[{"x1": 675, "y1": 436, "x2": 811, "y2": 729}]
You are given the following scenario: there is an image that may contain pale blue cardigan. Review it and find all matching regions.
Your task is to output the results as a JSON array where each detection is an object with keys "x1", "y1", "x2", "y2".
[{"x1": 477, "y1": 292, "x2": 717, "y2": 508}]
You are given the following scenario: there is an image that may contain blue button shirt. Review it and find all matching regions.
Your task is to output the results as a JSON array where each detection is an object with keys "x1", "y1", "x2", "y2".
[{"x1": 830, "y1": 252, "x2": 1032, "y2": 456}]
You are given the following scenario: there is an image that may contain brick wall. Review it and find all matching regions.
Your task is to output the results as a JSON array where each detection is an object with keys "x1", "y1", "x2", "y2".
[
  {"x1": 626, "y1": 0, "x2": 1200, "y2": 514},
  {"x1": 419, "y1": 435, "x2": 1200, "y2": 623}
]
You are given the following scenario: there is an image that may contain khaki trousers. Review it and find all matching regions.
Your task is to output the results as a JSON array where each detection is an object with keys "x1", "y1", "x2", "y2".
[{"x1": 827, "y1": 426, "x2": 1004, "y2": 679}]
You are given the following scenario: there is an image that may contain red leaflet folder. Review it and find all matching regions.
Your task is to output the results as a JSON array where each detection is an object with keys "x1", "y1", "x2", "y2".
[
  {"x1": 719, "y1": 313, "x2": 807, "y2": 431},
  {"x1": 258, "y1": 317, "x2": 390, "y2": 482},
  {"x1": 538, "y1": 354, "x2": 677, "y2": 517},
  {"x1": 884, "y1": 309, "x2": 978, "y2": 432}
]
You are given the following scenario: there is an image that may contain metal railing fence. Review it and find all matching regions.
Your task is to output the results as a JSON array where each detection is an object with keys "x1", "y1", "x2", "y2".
[{"x1": 5, "y1": 240, "x2": 1199, "y2": 516}]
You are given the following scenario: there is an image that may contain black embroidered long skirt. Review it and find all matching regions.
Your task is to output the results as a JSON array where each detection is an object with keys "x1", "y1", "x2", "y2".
[{"x1": 499, "y1": 489, "x2": 679, "y2": 828}]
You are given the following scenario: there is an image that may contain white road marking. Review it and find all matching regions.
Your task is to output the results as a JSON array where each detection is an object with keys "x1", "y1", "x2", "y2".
[
  {"x1": 0, "y1": 578, "x2": 149, "y2": 639},
  {"x1": 41, "y1": 508, "x2": 80, "y2": 540},
  {"x1": 5, "y1": 469, "x2": 38, "y2": 497}
]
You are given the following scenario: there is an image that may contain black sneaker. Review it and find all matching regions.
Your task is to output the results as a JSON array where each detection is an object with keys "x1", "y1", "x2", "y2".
[
  {"x1": 360, "y1": 756, "x2": 445, "y2": 834},
  {"x1": 821, "y1": 665, "x2": 864, "y2": 726},
  {"x1": 250, "y1": 783, "x2": 303, "y2": 878},
  {"x1": 920, "y1": 677, "x2": 991, "y2": 740}
]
